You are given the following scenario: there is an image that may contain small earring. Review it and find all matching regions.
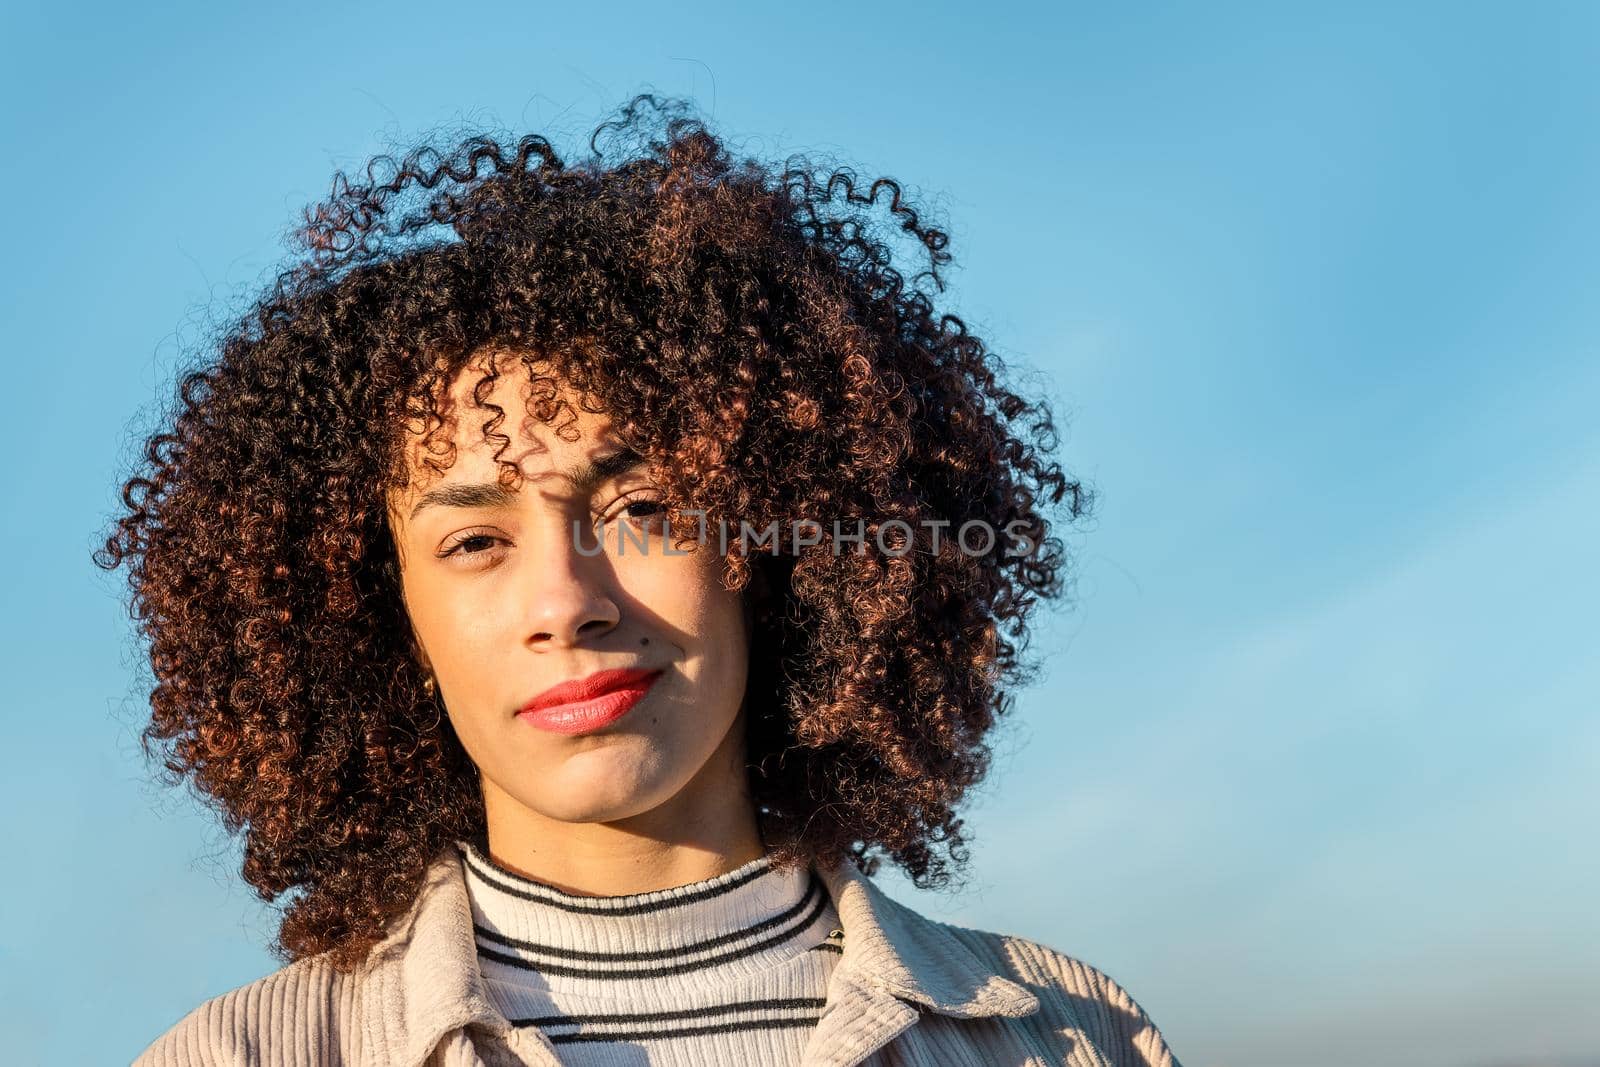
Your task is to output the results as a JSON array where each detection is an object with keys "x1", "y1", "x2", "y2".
[{"x1": 422, "y1": 674, "x2": 437, "y2": 697}]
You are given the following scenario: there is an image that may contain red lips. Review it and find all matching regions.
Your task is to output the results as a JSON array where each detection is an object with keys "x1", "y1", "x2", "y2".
[
  {"x1": 518, "y1": 667, "x2": 663, "y2": 715},
  {"x1": 516, "y1": 666, "x2": 664, "y2": 737}
]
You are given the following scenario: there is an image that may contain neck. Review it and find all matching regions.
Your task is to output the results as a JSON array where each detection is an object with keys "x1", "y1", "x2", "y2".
[{"x1": 478, "y1": 732, "x2": 767, "y2": 897}]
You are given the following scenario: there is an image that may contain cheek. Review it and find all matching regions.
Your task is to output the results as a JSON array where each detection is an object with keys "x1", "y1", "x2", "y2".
[
  {"x1": 617, "y1": 551, "x2": 748, "y2": 652},
  {"x1": 404, "y1": 570, "x2": 500, "y2": 670}
]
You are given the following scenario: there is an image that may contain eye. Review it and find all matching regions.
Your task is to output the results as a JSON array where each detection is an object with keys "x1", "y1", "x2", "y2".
[
  {"x1": 604, "y1": 494, "x2": 670, "y2": 533},
  {"x1": 438, "y1": 530, "x2": 509, "y2": 565},
  {"x1": 623, "y1": 499, "x2": 667, "y2": 522}
]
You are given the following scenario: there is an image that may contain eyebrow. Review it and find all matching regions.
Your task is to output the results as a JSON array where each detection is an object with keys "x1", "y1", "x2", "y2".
[{"x1": 406, "y1": 447, "x2": 646, "y2": 522}]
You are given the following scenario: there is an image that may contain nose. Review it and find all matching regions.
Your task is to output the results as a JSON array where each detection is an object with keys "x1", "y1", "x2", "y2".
[{"x1": 521, "y1": 519, "x2": 622, "y2": 648}]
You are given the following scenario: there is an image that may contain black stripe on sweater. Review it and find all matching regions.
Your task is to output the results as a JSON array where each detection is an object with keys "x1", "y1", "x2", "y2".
[
  {"x1": 543, "y1": 1016, "x2": 825, "y2": 1045},
  {"x1": 473, "y1": 872, "x2": 825, "y2": 963},
  {"x1": 475, "y1": 879, "x2": 834, "y2": 980},
  {"x1": 460, "y1": 845, "x2": 773, "y2": 916},
  {"x1": 511, "y1": 996, "x2": 830, "y2": 1044}
]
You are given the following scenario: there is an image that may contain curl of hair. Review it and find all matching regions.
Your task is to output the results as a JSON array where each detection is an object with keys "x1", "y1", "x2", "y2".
[{"x1": 95, "y1": 94, "x2": 1093, "y2": 973}]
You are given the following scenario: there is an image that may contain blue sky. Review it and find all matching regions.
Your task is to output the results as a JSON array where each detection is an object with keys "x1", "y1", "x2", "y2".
[{"x1": 3, "y1": 2, "x2": 1596, "y2": 1064}]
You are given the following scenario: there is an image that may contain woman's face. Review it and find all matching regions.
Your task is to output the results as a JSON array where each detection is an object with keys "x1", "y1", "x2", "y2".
[{"x1": 384, "y1": 356, "x2": 754, "y2": 838}]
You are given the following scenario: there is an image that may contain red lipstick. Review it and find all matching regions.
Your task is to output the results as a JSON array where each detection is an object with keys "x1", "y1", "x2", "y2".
[{"x1": 516, "y1": 667, "x2": 663, "y2": 735}]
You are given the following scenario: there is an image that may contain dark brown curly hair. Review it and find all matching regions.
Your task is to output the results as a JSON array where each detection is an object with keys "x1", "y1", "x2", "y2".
[{"x1": 94, "y1": 95, "x2": 1091, "y2": 974}]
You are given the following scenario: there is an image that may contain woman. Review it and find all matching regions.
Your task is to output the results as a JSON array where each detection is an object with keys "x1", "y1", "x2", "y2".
[{"x1": 99, "y1": 95, "x2": 1182, "y2": 1067}]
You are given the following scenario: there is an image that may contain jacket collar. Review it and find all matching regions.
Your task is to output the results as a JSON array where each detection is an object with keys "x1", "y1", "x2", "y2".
[
  {"x1": 355, "y1": 846, "x2": 514, "y2": 1067},
  {"x1": 812, "y1": 855, "x2": 1040, "y2": 1018},
  {"x1": 356, "y1": 844, "x2": 1039, "y2": 1067}
]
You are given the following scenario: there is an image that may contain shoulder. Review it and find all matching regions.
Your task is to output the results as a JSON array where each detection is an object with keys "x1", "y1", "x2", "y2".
[
  {"x1": 132, "y1": 953, "x2": 360, "y2": 1067},
  {"x1": 937, "y1": 918, "x2": 1183, "y2": 1067}
]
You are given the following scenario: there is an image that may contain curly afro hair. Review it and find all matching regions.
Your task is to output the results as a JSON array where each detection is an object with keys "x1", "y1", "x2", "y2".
[{"x1": 94, "y1": 94, "x2": 1092, "y2": 973}]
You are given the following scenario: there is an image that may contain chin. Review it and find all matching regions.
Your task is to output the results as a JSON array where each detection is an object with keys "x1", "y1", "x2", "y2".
[{"x1": 522, "y1": 766, "x2": 682, "y2": 824}]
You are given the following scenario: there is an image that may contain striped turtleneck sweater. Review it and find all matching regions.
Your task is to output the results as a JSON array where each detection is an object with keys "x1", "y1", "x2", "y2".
[{"x1": 453, "y1": 839, "x2": 845, "y2": 1066}]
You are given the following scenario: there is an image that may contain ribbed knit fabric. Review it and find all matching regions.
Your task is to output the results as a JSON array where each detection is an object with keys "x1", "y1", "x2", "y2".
[
  {"x1": 454, "y1": 839, "x2": 844, "y2": 1066},
  {"x1": 133, "y1": 842, "x2": 1186, "y2": 1066}
]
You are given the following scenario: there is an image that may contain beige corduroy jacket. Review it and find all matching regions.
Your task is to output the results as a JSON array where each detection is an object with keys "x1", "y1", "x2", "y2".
[{"x1": 134, "y1": 846, "x2": 1182, "y2": 1067}]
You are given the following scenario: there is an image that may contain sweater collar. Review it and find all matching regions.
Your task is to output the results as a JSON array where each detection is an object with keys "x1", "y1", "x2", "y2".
[
  {"x1": 456, "y1": 838, "x2": 829, "y2": 998},
  {"x1": 356, "y1": 843, "x2": 1040, "y2": 1067}
]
